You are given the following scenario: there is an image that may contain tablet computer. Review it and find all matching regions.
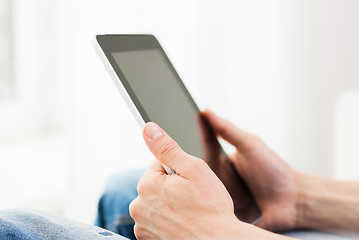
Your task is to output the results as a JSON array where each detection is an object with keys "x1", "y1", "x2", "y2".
[{"x1": 93, "y1": 34, "x2": 261, "y2": 223}]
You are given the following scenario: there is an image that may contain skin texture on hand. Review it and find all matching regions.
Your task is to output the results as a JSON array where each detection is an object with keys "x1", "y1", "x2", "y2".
[
  {"x1": 129, "y1": 122, "x2": 295, "y2": 240},
  {"x1": 202, "y1": 110, "x2": 301, "y2": 232}
]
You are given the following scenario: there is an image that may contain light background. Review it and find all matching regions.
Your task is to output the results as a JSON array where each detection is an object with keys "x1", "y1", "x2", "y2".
[{"x1": 0, "y1": 0, "x2": 358, "y2": 224}]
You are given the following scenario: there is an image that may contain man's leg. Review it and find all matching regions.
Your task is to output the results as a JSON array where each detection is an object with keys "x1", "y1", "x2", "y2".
[
  {"x1": 0, "y1": 209, "x2": 127, "y2": 240},
  {"x1": 95, "y1": 169, "x2": 145, "y2": 240}
]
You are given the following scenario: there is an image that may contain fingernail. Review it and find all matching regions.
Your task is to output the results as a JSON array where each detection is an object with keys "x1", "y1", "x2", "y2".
[{"x1": 145, "y1": 122, "x2": 163, "y2": 140}]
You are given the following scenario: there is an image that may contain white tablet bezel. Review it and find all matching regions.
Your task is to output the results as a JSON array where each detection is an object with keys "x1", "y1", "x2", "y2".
[{"x1": 92, "y1": 35, "x2": 175, "y2": 175}]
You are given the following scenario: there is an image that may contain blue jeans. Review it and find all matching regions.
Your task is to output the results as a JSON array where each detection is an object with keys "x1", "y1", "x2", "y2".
[
  {"x1": 95, "y1": 169, "x2": 144, "y2": 240},
  {"x1": 0, "y1": 170, "x2": 142, "y2": 240},
  {"x1": 0, "y1": 209, "x2": 127, "y2": 240}
]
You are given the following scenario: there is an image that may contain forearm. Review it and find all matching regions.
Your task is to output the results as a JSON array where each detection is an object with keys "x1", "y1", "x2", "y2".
[{"x1": 296, "y1": 173, "x2": 359, "y2": 231}]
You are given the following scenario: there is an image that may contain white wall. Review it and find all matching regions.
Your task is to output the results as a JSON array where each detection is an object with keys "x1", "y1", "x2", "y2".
[
  {"x1": 0, "y1": 0, "x2": 72, "y2": 213},
  {"x1": 284, "y1": 0, "x2": 359, "y2": 175},
  {"x1": 334, "y1": 90, "x2": 359, "y2": 180}
]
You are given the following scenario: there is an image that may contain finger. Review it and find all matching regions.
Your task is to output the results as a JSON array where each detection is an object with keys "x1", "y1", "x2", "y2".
[
  {"x1": 196, "y1": 113, "x2": 222, "y2": 158},
  {"x1": 145, "y1": 159, "x2": 167, "y2": 175},
  {"x1": 253, "y1": 215, "x2": 272, "y2": 231},
  {"x1": 142, "y1": 122, "x2": 196, "y2": 175},
  {"x1": 202, "y1": 109, "x2": 252, "y2": 148},
  {"x1": 134, "y1": 224, "x2": 159, "y2": 240}
]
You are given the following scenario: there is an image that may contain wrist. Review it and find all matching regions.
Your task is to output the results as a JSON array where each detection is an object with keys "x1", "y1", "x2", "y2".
[
  {"x1": 295, "y1": 172, "x2": 332, "y2": 230},
  {"x1": 294, "y1": 173, "x2": 359, "y2": 231},
  {"x1": 294, "y1": 172, "x2": 312, "y2": 229},
  {"x1": 219, "y1": 216, "x2": 295, "y2": 240}
]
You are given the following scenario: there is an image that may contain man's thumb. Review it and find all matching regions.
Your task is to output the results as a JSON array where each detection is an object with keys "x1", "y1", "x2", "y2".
[{"x1": 142, "y1": 122, "x2": 191, "y2": 173}]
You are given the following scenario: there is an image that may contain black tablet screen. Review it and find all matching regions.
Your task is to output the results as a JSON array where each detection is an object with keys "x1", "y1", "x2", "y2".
[{"x1": 112, "y1": 49, "x2": 203, "y2": 158}]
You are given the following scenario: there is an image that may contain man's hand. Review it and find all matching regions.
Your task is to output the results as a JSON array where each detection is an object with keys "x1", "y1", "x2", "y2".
[
  {"x1": 129, "y1": 122, "x2": 291, "y2": 240},
  {"x1": 202, "y1": 110, "x2": 300, "y2": 232},
  {"x1": 129, "y1": 122, "x2": 237, "y2": 240}
]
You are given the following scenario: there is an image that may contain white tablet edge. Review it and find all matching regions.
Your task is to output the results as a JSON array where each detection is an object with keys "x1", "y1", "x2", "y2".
[{"x1": 92, "y1": 35, "x2": 175, "y2": 175}]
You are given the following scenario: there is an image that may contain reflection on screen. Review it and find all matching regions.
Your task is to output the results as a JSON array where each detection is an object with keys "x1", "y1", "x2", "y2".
[{"x1": 112, "y1": 49, "x2": 202, "y2": 158}]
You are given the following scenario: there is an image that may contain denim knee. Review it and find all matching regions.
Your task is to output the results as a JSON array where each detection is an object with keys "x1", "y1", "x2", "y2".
[{"x1": 95, "y1": 169, "x2": 145, "y2": 239}]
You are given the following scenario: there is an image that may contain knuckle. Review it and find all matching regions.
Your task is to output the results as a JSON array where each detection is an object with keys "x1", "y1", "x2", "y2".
[
  {"x1": 129, "y1": 198, "x2": 144, "y2": 221},
  {"x1": 137, "y1": 174, "x2": 162, "y2": 198},
  {"x1": 159, "y1": 139, "x2": 178, "y2": 158},
  {"x1": 133, "y1": 225, "x2": 143, "y2": 240},
  {"x1": 129, "y1": 199, "x2": 138, "y2": 219},
  {"x1": 134, "y1": 225, "x2": 151, "y2": 240},
  {"x1": 136, "y1": 176, "x2": 149, "y2": 196}
]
